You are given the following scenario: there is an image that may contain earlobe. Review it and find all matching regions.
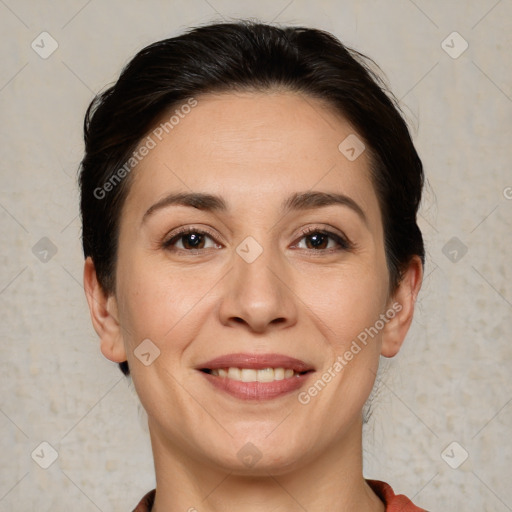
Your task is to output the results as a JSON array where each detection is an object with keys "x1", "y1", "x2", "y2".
[
  {"x1": 83, "y1": 257, "x2": 127, "y2": 363},
  {"x1": 381, "y1": 256, "x2": 423, "y2": 358}
]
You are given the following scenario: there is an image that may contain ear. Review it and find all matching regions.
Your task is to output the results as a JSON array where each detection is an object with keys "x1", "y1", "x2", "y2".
[
  {"x1": 83, "y1": 257, "x2": 127, "y2": 363},
  {"x1": 381, "y1": 255, "x2": 423, "y2": 358}
]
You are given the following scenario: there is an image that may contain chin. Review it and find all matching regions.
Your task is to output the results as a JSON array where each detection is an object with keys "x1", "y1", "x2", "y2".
[{"x1": 209, "y1": 432, "x2": 313, "y2": 476}]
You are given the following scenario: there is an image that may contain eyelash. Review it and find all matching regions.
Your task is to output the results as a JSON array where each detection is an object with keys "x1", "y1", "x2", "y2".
[
  {"x1": 162, "y1": 225, "x2": 352, "y2": 253},
  {"x1": 162, "y1": 227, "x2": 221, "y2": 252},
  {"x1": 294, "y1": 226, "x2": 352, "y2": 252}
]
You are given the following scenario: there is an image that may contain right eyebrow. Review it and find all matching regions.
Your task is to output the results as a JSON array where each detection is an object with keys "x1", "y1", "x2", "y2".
[{"x1": 142, "y1": 192, "x2": 228, "y2": 224}]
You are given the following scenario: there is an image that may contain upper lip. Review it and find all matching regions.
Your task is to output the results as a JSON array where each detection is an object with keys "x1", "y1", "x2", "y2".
[{"x1": 197, "y1": 353, "x2": 314, "y2": 373}]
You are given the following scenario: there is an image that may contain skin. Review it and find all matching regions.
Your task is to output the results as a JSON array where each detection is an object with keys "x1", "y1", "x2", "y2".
[{"x1": 84, "y1": 91, "x2": 422, "y2": 512}]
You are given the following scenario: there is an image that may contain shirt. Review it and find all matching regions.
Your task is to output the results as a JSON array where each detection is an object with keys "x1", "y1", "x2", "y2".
[
  {"x1": 132, "y1": 479, "x2": 427, "y2": 511},
  {"x1": 367, "y1": 480, "x2": 428, "y2": 511}
]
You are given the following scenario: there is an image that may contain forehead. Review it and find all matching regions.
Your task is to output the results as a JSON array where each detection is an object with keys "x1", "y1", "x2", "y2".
[{"x1": 124, "y1": 91, "x2": 380, "y2": 222}]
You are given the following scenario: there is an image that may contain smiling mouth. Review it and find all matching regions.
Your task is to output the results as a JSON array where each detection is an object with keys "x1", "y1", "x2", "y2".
[
  {"x1": 200, "y1": 367, "x2": 311, "y2": 382},
  {"x1": 197, "y1": 353, "x2": 315, "y2": 400}
]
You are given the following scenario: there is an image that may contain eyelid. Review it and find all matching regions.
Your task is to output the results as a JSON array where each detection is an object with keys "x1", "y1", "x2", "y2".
[
  {"x1": 292, "y1": 225, "x2": 353, "y2": 251},
  {"x1": 162, "y1": 225, "x2": 224, "y2": 249}
]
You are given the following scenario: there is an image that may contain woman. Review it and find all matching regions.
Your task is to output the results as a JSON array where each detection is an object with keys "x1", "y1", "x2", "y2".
[{"x1": 79, "y1": 21, "x2": 426, "y2": 511}]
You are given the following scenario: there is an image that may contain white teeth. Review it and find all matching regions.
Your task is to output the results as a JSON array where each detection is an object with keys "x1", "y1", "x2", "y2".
[
  {"x1": 257, "y1": 368, "x2": 275, "y2": 383},
  {"x1": 209, "y1": 367, "x2": 301, "y2": 382},
  {"x1": 227, "y1": 367, "x2": 241, "y2": 380},
  {"x1": 241, "y1": 368, "x2": 258, "y2": 382},
  {"x1": 274, "y1": 368, "x2": 285, "y2": 380}
]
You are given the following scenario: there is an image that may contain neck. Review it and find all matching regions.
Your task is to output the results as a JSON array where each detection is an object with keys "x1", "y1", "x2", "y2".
[{"x1": 148, "y1": 417, "x2": 385, "y2": 512}]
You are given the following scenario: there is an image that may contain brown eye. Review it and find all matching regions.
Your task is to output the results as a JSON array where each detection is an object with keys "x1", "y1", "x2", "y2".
[
  {"x1": 294, "y1": 228, "x2": 351, "y2": 251},
  {"x1": 304, "y1": 232, "x2": 330, "y2": 250},
  {"x1": 178, "y1": 232, "x2": 206, "y2": 250},
  {"x1": 163, "y1": 229, "x2": 221, "y2": 251}
]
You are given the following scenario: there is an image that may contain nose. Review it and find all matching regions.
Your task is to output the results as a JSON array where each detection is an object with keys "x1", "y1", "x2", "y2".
[{"x1": 218, "y1": 240, "x2": 298, "y2": 333}]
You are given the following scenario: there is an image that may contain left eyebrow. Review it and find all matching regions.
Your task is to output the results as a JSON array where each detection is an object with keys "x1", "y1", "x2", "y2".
[{"x1": 281, "y1": 191, "x2": 368, "y2": 226}]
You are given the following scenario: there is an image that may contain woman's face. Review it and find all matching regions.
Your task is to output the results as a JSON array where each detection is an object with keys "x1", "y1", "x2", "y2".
[{"x1": 93, "y1": 91, "x2": 415, "y2": 473}]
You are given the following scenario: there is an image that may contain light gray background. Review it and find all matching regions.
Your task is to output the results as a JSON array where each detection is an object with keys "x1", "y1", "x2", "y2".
[{"x1": 1, "y1": 1, "x2": 511, "y2": 511}]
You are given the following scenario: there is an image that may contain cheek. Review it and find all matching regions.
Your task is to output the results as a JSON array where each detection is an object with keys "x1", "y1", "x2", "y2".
[
  {"x1": 296, "y1": 260, "x2": 388, "y2": 350},
  {"x1": 115, "y1": 251, "x2": 219, "y2": 350},
  {"x1": 296, "y1": 264, "x2": 386, "y2": 423}
]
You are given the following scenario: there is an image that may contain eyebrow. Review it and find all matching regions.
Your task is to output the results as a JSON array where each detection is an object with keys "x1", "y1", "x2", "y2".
[
  {"x1": 142, "y1": 190, "x2": 367, "y2": 225},
  {"x1": 143, "y1": 192, "x2": 228, "y2": 223},
  {"x1": 282, "y1": 191, "x2": 367, "y2": 225}
]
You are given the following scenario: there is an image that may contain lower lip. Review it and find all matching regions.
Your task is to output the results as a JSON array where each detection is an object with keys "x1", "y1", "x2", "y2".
[{"x1": 199, "y1": 371, "x2": 312, "y2": 400}]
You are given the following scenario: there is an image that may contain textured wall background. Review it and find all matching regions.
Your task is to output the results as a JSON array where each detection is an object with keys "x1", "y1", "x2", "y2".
[{"x1": 0, "y1": 1, "x2": 511, "y2": 511}]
